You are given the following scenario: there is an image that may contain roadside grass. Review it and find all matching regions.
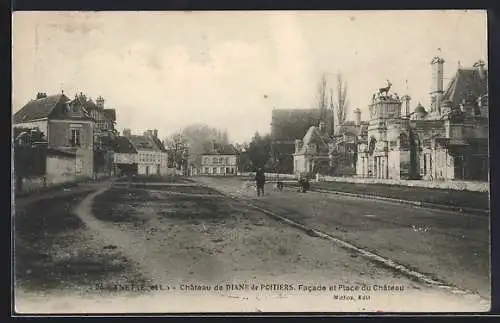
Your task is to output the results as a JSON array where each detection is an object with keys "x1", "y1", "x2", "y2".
[
  {"x1": 92, "y1": 187, "x2": 154, "y2": 224},
  {"x1": 94, "y1": 184, "x2": 233, "y2": 225},
  {"x1": 14, "y1": 192, "x2": 147, "y2": 293},
  {"x1": 305, "y1": 181, "x2": 489, "y2": 210}
]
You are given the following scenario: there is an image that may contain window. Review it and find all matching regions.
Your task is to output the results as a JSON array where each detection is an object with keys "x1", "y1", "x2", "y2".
[
  {"x1": 204, "y1": 167, "x2": 209, "y2": 173},
  {"x1": 213, "y1": 157, "x2": 218, "y2": 164},
  {"x1": 71, "y1": 129, "x2": 81, "y2": 147},
  {"x1": 219, "y1": 157, "x2": 224, "y2": 164},
  {"x1": 213, "y1": 167, "x2": 217, "y2": 174}
]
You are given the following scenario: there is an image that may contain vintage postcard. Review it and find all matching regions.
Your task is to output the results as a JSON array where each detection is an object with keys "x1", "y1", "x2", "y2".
[{"x1": 11, "y1": 10, "x2": 490, "y2": 314}]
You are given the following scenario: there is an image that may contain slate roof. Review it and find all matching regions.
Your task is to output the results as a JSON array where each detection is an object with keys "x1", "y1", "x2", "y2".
[
  {"x1": 443, "y1": 68, "x2": 488, "y2": 107},
  {"x1": 128, "y1": 135, "x2": 164, "y2": 152},
  {"x1": 202, "y1": 143, "x2": 238, "y2": 155},
  {"x1": 103, "y1": 109, "x2": 117, "y2": 122},
  {"x1": 13, "y1": 94, "x2": 69, "y2": 123},
  {"x1": 150, "y1": 136, "x2": 167, "y2": 152},
  {"x1": 114, "y1": 136, "x2": 137, "y2": 154}
]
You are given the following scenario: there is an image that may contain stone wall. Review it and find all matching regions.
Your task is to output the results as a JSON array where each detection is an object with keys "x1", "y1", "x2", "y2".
[
  {"x1": 46, "y1": 155, "x2": 77, "y2": 185},
  {"x1": 239, "y1": 172, "x2": 488, "y2": 192}
]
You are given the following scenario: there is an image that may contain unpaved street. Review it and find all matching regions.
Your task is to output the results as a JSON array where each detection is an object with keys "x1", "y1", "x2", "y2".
[{"x1": 15, "y1": 177, "x2": 490, "y2": 313}]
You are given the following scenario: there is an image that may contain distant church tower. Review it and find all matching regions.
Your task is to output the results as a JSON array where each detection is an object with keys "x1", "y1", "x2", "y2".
[{"x1": 430, "y1": 56, "x2": 445, "y2": 115}]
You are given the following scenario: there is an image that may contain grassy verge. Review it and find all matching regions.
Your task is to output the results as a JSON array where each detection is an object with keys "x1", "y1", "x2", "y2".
[
  {"x1": 14, "y1": 192, "x2": 148, "y2": 293},
  {"x1": 298, "y1": 181, "x2": 489, "y2": 210},
  {"x1": 93, "y1": 185, "x2": 232, "y2": 225}
]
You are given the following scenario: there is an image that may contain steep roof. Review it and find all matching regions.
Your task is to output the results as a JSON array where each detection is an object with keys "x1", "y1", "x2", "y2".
[
  {"x1": 103, "y1": 109, "x2": 117, "y2": 122},
  {"x1": 13, "y1": 94, "x2": 69, "y2": 123},
  {"x1": 150, "y1": 136, "x2": 167, "y2": 152},
  {"x1": 128, "y1": 135, "x2": 164, "y2": 152},
  {"x1": 202, "y1": 143, "x2": 238, "y2": 155},
  {"x1": 115, "y1": 136, "x2": 137, "y2": 154},
  {"x1": 443, "y1": 68, "x2": 488, "y2": 107}
]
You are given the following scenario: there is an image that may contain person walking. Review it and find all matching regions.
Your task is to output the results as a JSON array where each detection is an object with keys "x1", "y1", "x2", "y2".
[{"x1": 255, "y1": 168, "x2": 266, "y2": 196}]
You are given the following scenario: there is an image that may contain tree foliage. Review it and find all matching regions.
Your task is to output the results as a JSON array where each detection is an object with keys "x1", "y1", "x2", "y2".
[
  {"x1": 165, "y1": 123, "x2": 229, "y2": 168},
  {"x1": 244, "y1": 132, "x2": 272, "y2": 171}
]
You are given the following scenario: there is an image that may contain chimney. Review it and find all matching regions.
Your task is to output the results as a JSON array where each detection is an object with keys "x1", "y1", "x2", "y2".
[
  {"x1": 430, "y1": 56, "x2": 445, "y2": 113},
  {"x1": 401, "y1": 95, "x2": 411, "y2": 117},
  {"x1": 153, "y1": 129, "x2": 158, "y2": 138},
  {"x1": 354, "y1": 108, "x2": 361, "y2": 126},
  {"x1": 123, "y1": 128, "x2": 132, "y2": 137},
  {"x1": 146, "y1": 130, "x2": 153, "y2": 137},
  {"x1": 473, "y1": 60, "x2": 486, "y2": 80},
  {"x1": 477, "y1": 94, "x2": 488, "y2": 118},
  {"x1": 36, "y1": 92, "x2": 47, "y2": 100},
  {"x1": 96, "y1": 96, "x2": 105, "y2": 109}
]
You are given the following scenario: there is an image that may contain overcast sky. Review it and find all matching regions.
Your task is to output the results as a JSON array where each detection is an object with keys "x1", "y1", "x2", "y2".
[{"x1": 12, "y1": 10, "x2": 487, "y2": 143}]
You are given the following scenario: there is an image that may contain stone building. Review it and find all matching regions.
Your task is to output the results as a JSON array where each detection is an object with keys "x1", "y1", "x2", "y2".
[
  {"x1": 13, "y1": 92, "x2": 95, "y2": 181},
  {"x1": 271, "y1": 108, "x2": 334, "y2": 173},
  {"x1": 293, "y1": 121, "x2": 331, "y2": 175},
  {"x1": 122, "y1": 128, "x2": 170, "y2": 176},
  {"x1": 356, "y1": 56, "x2": 488, "y2": 181},
  {"x1": 200, "y1": 142, "x2": 239, "y2": 176}
]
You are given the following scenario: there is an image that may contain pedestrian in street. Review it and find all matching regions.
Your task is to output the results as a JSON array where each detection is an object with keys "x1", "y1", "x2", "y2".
[{"x1": 255, "y1": 168, "x2": 266, "y2": 196}]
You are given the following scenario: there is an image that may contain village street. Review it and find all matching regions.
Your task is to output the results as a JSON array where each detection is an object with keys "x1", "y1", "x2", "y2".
[{"x1": 14, "y1": 177, "x2": 490, "y2": 313}]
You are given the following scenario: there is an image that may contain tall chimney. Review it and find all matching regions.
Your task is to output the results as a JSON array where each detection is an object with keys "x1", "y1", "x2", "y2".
[
  {"x1": 473, "y1": 60, "x2": 486, "y2": 80},
  {"x1": 153, "y1": 129, "x2": 158, "y2": 138},
  {"x1": 353, "y1": 108, "x2": 361, "y2": 126},
  {"x1": 430, "y1": 56, "x2": 445, "y2": 113}
]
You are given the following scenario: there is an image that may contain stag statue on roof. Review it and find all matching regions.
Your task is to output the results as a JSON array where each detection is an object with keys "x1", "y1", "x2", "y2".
[{"x1": 378, "y1": 80, "x2": 392, "y2": 97}]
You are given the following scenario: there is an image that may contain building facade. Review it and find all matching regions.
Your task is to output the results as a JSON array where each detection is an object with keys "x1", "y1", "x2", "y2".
[
  {"x1": 123, "y1": 128, "x2": 169, "y2": 176},
  {"x1": 113, "y1": 135, "x2": 138, "y2": 175},
  {"x1": 356, "y1": 57, "x2": 488, "y2": 181},
  {"x1": 293, "y1": 122, "x2": 331, "y2": 175},
  {"x1": 13, "y1": 92, "x2": 95, "y2": 181},
  {"x1": 271, "y1": 108, "x2": 334, "y2": 173},
  {"x1": 71, "y1": 93, "x2": 118, "y2": 177},
  {"x1": 200, "y1": 143, "x2": 238, "y2": 175}
]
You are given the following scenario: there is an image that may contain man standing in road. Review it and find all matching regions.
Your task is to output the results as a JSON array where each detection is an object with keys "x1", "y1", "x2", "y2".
[{"x1": 255, "y1": 168, "x2": 266, "y2": 196}]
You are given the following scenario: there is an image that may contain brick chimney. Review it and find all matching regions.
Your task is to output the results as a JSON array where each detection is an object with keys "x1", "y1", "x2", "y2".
[{"x1": 36, "y1": 92, "x2": 47, "y2": 100}]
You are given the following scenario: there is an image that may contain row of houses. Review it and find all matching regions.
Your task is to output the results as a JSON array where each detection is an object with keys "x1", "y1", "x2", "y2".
[
  {"x1": 114, "y1": 132, "x2": 240, "y2": 177},
  {"x1": 13, "y1": 91, "x2": 124, "y2": 193},
  {"x1": 13, "y1": 91, "x2": 241, "y2": 192}
]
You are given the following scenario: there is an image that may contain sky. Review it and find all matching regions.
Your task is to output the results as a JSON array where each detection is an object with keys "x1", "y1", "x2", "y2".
[{"x1": 12, "y1": 10, "x2": 487, "y2": 143}]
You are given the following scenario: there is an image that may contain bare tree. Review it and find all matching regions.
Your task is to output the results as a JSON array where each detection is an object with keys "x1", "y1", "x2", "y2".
[
  {"x1": 335, "y1": 73, "x2": 349, "y2": 126},
  {"x1": 316, "y1": 72, "x2": 329, "y2": 119}
]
